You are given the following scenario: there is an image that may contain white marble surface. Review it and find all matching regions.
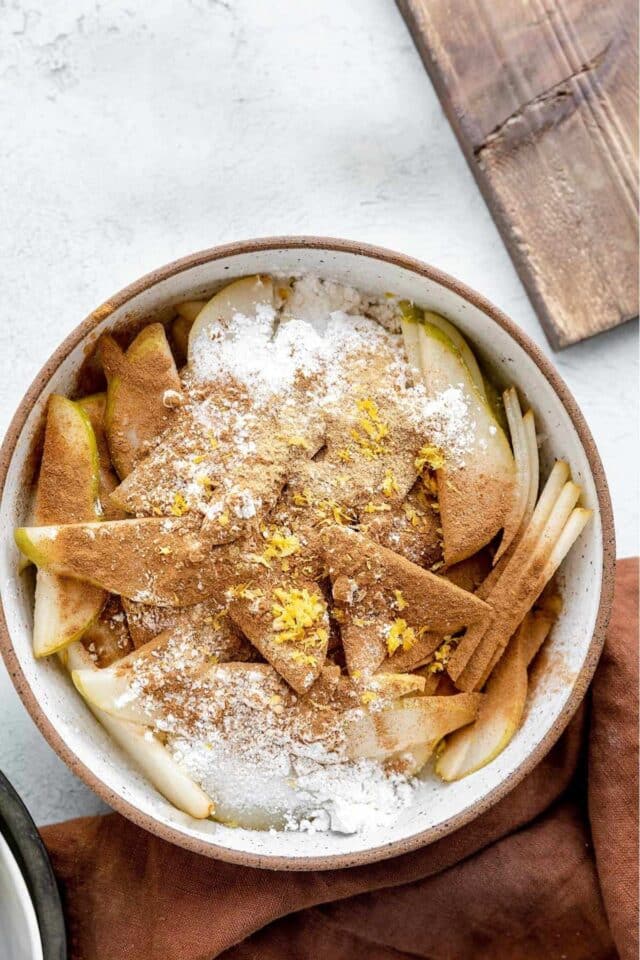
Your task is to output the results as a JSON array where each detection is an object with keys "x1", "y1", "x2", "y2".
[{"x1": 0, "y1": 0, "x2": 637, "y2": 826}]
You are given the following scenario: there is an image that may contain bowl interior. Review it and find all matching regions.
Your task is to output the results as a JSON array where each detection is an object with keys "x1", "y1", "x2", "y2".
[{"x1": 0, "y1": 244, "x2": 606, "y2": 867}]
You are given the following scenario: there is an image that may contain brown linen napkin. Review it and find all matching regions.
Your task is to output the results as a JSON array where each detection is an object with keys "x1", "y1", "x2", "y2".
[{"x1": 41, "y1": 558, "x2": 638, "y2": 960}]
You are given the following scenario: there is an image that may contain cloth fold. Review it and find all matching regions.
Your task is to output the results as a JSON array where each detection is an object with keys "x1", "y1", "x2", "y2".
[{"x1": 41, "y1": 558, "x2": 638, "y2": 960}]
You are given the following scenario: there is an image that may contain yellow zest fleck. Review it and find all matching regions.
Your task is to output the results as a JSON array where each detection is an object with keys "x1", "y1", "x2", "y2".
[
  {"x1": 272, "y1": 587, "x2": 328, "y2": 649},
  {"x1": 352, "y1": 670, "x2": 362, "y2": 679},
  {"x1": 286, "y1": 436, "x2": 311, "y2": 450},
  {"x1": 228, "y1": 583, "x2": 264, "y2": 601},
  {"x1": 218, "y1": 511, "x2": 230, "y2": 527},
  {"x1": 330, "y1": 607, "x2": 345, "y2": 623},
  {"x1": 290, "y1": 650, "x2": 317, "y2": 667},
  {"x1": 382, "y1": 468, "x2": 399, "y2": 498},
  {"x1": 353, "y1": 617, "x2": 367, "y2": 628},
  {"x1": 427, "y1": 635, "x2": 457, "y2": 672},
  {"x1": 207, "y1": 433, "x2": 218, "y2": 450},
  {"x1": 361, "y1": 690, "x2": 378, "y2": 705},
  {"x1": 263, "y1": 529, "x2": 301, "y2": 561},
  {"x1": 415, "y1": 444, "x2": 445, "y2": 473},
  {"x1": 350, "y1": 397, "x2": 389, "y2": 460},
  {"x1": 170, "y1": 492, "x2": 189, "y2": 517},
  {"x1": 393, "y1": 589, "x2": 407, "y2": 611},
  {"x1": 158, "y1": 545, "x2": 172, "y2": 556},
  {"x1": 209, "y1": 654, "x2": 219, "y2": 665},
  {"x1": 402, "y1": 503, "x2": 421, "y2": 527},
  {"x1": 386, "y1": 619, "x2": 416, "y2": 656},
  {"x1": 422, "y1": 473, "x2": 439, "y2": 497},
  {"x1": 337, "y1": 448, "x2": 351, "y2": 463},
  {"x1": 363, "y1": 501, "x2": 391, "y2": 514},
  {"x1": 196, "y1": 474, "x2": 215, "y2": 495},
  {"x1": 292, "y1": 491, "x2": 310, "y2": 507},
  {"x1": 192, "y1": 454, "x2": 205, "y2": 464},
  {"x1": 316, "y1": 499, "x2": 355, "y2": 526}
]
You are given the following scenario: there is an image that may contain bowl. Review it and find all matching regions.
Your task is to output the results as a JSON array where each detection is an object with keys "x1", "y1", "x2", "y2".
[
  {"x1": 0, "y1": 771, "x2": 65, "y2": 960},
  {"x1": 0, "y1": 237, "x2": 615, "y2": 870}
]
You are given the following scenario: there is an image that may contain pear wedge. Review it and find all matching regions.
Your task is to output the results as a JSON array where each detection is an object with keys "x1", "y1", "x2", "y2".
[
  {"x1": 102, "y1": 323, "x2": 182, "y2": 479},
  {"x1": 436, "y1": 612, "x2": 553, "y2": 781},
  {"x1": 171, "y1": 301, "x2": 207, "y2": 364},
  {"x1": 404, "y1": 319, "x2": 516, "y2": 565},
  {"x1": 187, "y1": 275, "x2": 275, "y2": 361},
  {"x1": 421, "y1": 310, "x2": 487, "y2": 400},
  {"x1": 15, "y1": 517, "x2": 236, "y2": 606},
  {"x1": 320, "y1": 525, "x2": 490, "y2": 677},
  {"x1": 345, "y1": 692, "x2": 482, "y2": 762},
  {"x1": 63, "y1": 642, "x2": 214, "y2": 819},
  {"x1": 77, "y1": 392, "x2": 126, "y2": 519},
  {"x1": 30, "y1": 396, "x2": 106, "y2": 657}
]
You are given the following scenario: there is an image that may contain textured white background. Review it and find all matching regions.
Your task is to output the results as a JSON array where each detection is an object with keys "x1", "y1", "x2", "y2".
[{"x1": 0, "y1": 0, "x2": 637, "y2": 825}]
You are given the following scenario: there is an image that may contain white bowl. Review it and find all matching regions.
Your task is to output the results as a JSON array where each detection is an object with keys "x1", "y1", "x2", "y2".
[
  {"x1": 0, "y1": 832, "x2": 43, "y2": 960},
  {"x1": 0, "y1": 238, "x2": 615, "y2": 870}
]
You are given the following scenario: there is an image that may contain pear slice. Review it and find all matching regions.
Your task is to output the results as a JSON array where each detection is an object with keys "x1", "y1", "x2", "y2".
[
  {"x1": 321, "y1": 525, "x2": 490, "y2": 677},
  {"x1": 171, "y1": 300, "x2": 207, "y2": 363},
  {"x1": 345, "y1": 692, "x2": 482, "y2": 762},
  {"x1": 436, "y1": 611, "x2": 553, "y2": 781},
  {"x1": 187, "y1": 275, "x2": 275, "y2": 362},
  {"x1": 63, "y1": 642, "x2": 214, "y2": 818},
  {"x1": 121, "y1": 597, "x2": 246, "y2": 653},
  {"x1": 406, "y1": 320, "x2": 516, "y2": 565},
  {"x1": 421, "y1": 310, "x2": 487, "y2": 400},
  {"x1": 477, "y1": 408, "x2": 539, "y2": 598},
  {"x1": 102, "y1": 323, "x2": 182, "y2": 479},
  {"x1": 30, "y1": 395, "x2": 106, "y2": 657},
  {"x1": 80, "y1": 596, "x2": 133, "y2": 668},
  {"x1": 448, "y1": 461, "x2": 570, "y2": 678},
  {"x1": 15, "y1": 517, "x2": 236, "y2": 606},
  {"x1": 77, "y1": 392, "x2": 126, "y2": 519},
  {"x1": 73, "y1": 632, "x2": 177, "y2": 725},
  {"x1": 74, "y1": 605, "x2": 253, "y2": 724},
  {"x1": 228, "y1": 579, "x2": 330, "y2": 693},
  {"x1": 454, "y1": 492, "x2": 590, "y2": 691}
]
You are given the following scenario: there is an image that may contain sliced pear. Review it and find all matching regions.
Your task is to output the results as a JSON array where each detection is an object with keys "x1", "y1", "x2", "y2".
[
  {"x1": 187, "y1": 275, "x2": 275, "y2": 362},
  {"x1": 449, "y1": 461, "x2": 570, "y2": 677},
  {"x1": 493, "y1": 388, "x2": 530, "y2": 564},
  {"x1": 33, "y1": 395, "x2": 100, "y2": 525},
  {"x1": 228, "y1": 579, "x2": 330, "y2": 694},
  {"x1": 171, "y1": 301, "x2": 206, "y2": 364},
  {"x1": 454, "y1": 492, "x2": 590, "y2": 691},
  {"x1": 15, "y1": 518, "x2": 234, "y2": 606},
  {"x1": 345, "y1": 692, "x2": 482, "y2": 761},
  {"x1": 30, "y1": 395, "x2": 106, "y2": 657},
  {"x1": 436, "y1": 612, "x2": 553, "y2": 781},
  {"x1": 63, "y1": 642, "x2": 214, "y2": 819},
  {"x1": 77, "y1": 392, "x2": 126, "y2": 519},
  {"x1": 408, "y1": 320, "x2": 516, "y2": 565},
  {"x1": 101, "y1": 323, "x2": 182, "y2": 479},
  {"x1": 421, "y1": 310, "x2": 487, "y2": 400},
  {"x1": 80, "y1": 596, "x2": 133, "y2": 668},
  {"x1": 321, "y1": 525, "x2": 490, "y2": 677}
]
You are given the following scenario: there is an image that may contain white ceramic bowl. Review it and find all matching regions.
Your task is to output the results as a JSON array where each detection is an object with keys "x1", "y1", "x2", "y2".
[
  {"x1": 0, "y1": 832, "x2": 43, "y2": 960},
  {"x1": 0, "y1": 238, "x2": 615, "y2": 870}
]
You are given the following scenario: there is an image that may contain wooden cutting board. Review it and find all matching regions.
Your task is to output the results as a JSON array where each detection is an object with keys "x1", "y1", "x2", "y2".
[{"x1": 397, "y1": 0, "x2": 638, "y2": 349}]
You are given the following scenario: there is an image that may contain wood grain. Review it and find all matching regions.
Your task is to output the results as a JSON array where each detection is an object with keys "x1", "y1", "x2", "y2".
[{"x1": 397, "y1": 0, "x2": 638, "y2": 348}]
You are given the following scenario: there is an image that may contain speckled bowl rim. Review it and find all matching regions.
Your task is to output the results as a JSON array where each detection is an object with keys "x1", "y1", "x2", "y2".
[{"x1": 0, "y1": 236, "x2": 615, "y2": 871}]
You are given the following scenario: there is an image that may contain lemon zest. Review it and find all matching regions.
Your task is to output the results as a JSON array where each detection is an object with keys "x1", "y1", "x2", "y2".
[
  {"x1": 415, "y1": 444, "x2": 445, "y2": 473},
  {"x1": 170, "y1": 492, "x2": 189, "y2": 517},
  {"x1": 393, "y1": 589, "x2": 407, "y2": 611},
  {"x1": 382, "y1": 468, "x2": 399, "y2": 497},
  {"x1": 386, "y1": 619, "x2": 416, "y2": 656}
]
